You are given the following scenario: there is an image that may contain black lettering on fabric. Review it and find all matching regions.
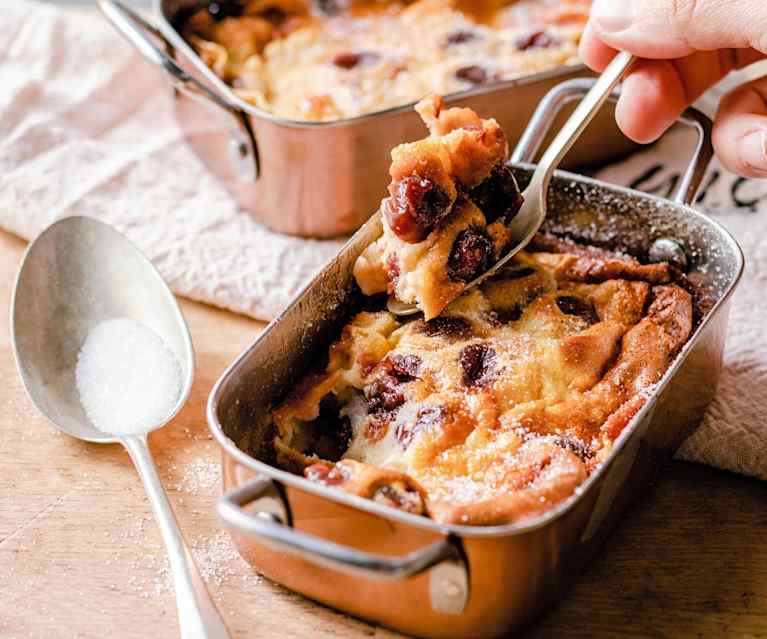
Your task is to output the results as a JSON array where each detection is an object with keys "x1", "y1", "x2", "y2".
[
  {"x1": 731, "y1": 177, "x2": 767, "y2": 211},
  {"x1": 629, "y1": 164, "x2": 679, "y2": 199},
  {"x1": 695, "y1": 169, "x2": 721, "y2": 204}
]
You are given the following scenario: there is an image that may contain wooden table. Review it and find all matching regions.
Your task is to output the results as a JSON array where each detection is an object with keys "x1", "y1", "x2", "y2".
[{"x1": 1, "y1": 226, "x2": 765, "y2": 639}]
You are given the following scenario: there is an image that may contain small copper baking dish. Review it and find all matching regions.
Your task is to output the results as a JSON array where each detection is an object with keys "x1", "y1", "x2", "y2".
[
  {"x1": 207, "y1": 83, "x2": 743, "y2": 639},
  {"x1": 99, "y1": 0, "x2": 640, "y2": 238}
]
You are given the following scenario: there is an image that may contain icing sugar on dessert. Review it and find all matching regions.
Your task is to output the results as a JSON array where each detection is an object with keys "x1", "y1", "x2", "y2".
[{"x1": 76, "y1": 318, "x2": 182, "y2": 436}]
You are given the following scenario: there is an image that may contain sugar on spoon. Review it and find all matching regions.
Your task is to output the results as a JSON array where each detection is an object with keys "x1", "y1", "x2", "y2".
[
  {"x1": 11, "y1": 216, "x2": 231, "y2": 639},
  {"x1": 388, "y1": 51, "x2": 637, "y2": 316}
]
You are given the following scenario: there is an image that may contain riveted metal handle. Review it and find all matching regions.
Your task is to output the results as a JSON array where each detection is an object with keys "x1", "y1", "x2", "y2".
[
  {"x1": 511, "y1": 78, "x2": 714, "y2": 206},
  {"x1": 218, "y1": 477, "x2": 470, "y2": 614},
  {"x1": 98, "y1": 0, "x2": 259, "y2": 181}
]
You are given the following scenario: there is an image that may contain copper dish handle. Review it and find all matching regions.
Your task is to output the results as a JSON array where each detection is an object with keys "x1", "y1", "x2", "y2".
[
  {"x1": 98, "y1": 0, "x2": 259, "y2": 181},
  {"x1": 511, "y1": 78, "x2": 714, "y2": 207},
  {"x1": 218, "y1": 477, "x2": 470, "y2": 614}
]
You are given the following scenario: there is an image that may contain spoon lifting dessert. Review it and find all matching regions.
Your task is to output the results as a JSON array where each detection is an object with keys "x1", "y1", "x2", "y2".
[{"x1": 386, "y1": 51, "x2": 636, "y2": 317}]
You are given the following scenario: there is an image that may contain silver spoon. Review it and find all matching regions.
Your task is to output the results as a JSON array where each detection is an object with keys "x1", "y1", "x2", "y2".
[
  {"x1": 11, "y1": 216, "x2": 231, "y2": 639},
  {"x1": 388, "y1": 51, "x2": 637, "y2": 316}
]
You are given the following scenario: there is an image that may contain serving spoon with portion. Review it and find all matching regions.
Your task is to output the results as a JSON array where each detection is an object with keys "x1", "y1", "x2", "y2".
[
  {"x1": 11, "y1": 216, "x2": 230, "y2": 639},
  {"x1": 388, "y1": 51, "x2": 636, "y2": 316}
]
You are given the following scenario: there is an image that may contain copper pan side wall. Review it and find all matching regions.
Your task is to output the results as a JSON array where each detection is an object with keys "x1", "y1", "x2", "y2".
[
  {"x1": 171, "y1": 60, "x2": 635, "y2": 238},
  {"x1": 223, "y1": 457, "x2": 447, "y2": 638}
]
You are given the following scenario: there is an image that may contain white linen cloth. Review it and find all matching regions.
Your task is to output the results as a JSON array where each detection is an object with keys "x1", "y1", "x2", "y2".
[{"x1": 1, "y1": 1, "x2": 765, "y2": 479}]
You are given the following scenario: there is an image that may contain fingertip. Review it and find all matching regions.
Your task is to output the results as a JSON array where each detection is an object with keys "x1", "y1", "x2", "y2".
[
  {"x1": 713, "y1": 80, "x2": 767, "y2": 178},
  {"x1": 614, "y1": 60, "x2": 687, "y2": 145},
  {"x1": 578, "y1": 22, "x2": 617, "y2": 72},
  {"x1": 735, "y1": 129, "x2": 767, "y2": 178},
  {"x1": 714, "y1": 125, "x2": 767, "y2": 178}
]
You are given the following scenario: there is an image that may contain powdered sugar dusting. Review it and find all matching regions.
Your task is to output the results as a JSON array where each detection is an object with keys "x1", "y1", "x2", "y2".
[
  {"x1": 174, "y1": 456, "x2": 222, "y2": 495},
  {"x1": 125, "y1": 527, "x2": 261, "y2": 600}
]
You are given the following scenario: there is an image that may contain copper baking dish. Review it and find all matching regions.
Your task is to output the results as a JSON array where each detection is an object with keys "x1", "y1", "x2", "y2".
[
  {"x1": 99, "y1": 0, "x2": 640, "y2": 238},
  {"x1": 206, "y1": 82, "x2": 743, "y2": 638}
]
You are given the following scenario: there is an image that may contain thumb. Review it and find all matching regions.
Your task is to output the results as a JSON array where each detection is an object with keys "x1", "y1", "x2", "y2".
[
  {"x1": 590, "y1": 0, "x2": 767, "y2": 59},
  {"x1": 713, "y1": 76, "x2": 767, "y2": 178}
]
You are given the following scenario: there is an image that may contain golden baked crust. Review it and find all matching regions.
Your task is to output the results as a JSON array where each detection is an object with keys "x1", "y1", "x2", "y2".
[
  {"x1": 265, "y1": 96, "x2": 694, "y2": 527},
  {"x1": 182, "y1": 0, "x2": 590, "y2": 121},
  {"x1": 271, "y1": 244, "x2": 694, "y2": 526},
  {"x1": 354, "y1": 96, "x2": 523, "y2": 319}
]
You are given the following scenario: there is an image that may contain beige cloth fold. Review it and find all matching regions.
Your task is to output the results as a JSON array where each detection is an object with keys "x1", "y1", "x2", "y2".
[{"x1": 1, "y1": 1, "x2": 764, "y2": 479}]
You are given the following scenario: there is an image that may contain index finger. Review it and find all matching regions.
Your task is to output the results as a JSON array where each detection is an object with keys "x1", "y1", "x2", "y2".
[{"x1": 579, "y1": 22, "x2": 619, "y2": 72}]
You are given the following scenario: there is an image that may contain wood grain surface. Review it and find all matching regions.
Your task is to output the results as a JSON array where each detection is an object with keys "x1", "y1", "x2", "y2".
[{"x1": 1, "y1": 226, "x2": 765, "y2": 639}]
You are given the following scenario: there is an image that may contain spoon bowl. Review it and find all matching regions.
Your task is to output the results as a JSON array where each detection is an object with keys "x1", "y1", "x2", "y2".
[
  {"x1": 11, "y1": 216, "x2": 194, "y2": 443},
  {"x1": 11, "y1": 216, "x2": 230, "y2": 639}
]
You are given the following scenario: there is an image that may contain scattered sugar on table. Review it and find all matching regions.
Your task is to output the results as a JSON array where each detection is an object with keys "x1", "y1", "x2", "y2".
[{"x1": 76, "y1": 318, "x2": 182, "y2": 436}]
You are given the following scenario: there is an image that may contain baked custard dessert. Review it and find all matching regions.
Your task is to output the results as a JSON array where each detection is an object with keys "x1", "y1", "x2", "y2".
[
  {"x1": 266, "y1": 101, "x2": 695, "y2": 527},
  {"x1": 181, "y1": 0, "x2": 591, "y2": 121},
  {"x1": 354, "y1": 95, "x2": 523, "y2": 319}
]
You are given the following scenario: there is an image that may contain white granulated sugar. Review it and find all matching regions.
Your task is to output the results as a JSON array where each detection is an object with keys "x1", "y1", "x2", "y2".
[
  {"x1": 76, "y1": 318, "x2": 182, "y2": 436},
  {"x1": 125, "y1": 528, "x2": 261, "y2": 599},
  {"x1": 175, "y1": 457, "x2": 221, "y2": 495}
]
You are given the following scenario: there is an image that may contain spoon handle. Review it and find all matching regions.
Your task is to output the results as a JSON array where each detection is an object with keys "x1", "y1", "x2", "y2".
[
  {"x1": 533, "y1": 50, "x2": 636, "y2": 191},
  {"x1": 494, "y1": 51, "x2": 636, "y2": 277},
  {"x1": 122, "y1": 435, "x2": 231, "y2": 639}
]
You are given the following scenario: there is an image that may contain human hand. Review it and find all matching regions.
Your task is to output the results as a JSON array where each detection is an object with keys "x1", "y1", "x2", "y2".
[{"x1": 580, "y1": 0, "x2": 767, "y2": 177}]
